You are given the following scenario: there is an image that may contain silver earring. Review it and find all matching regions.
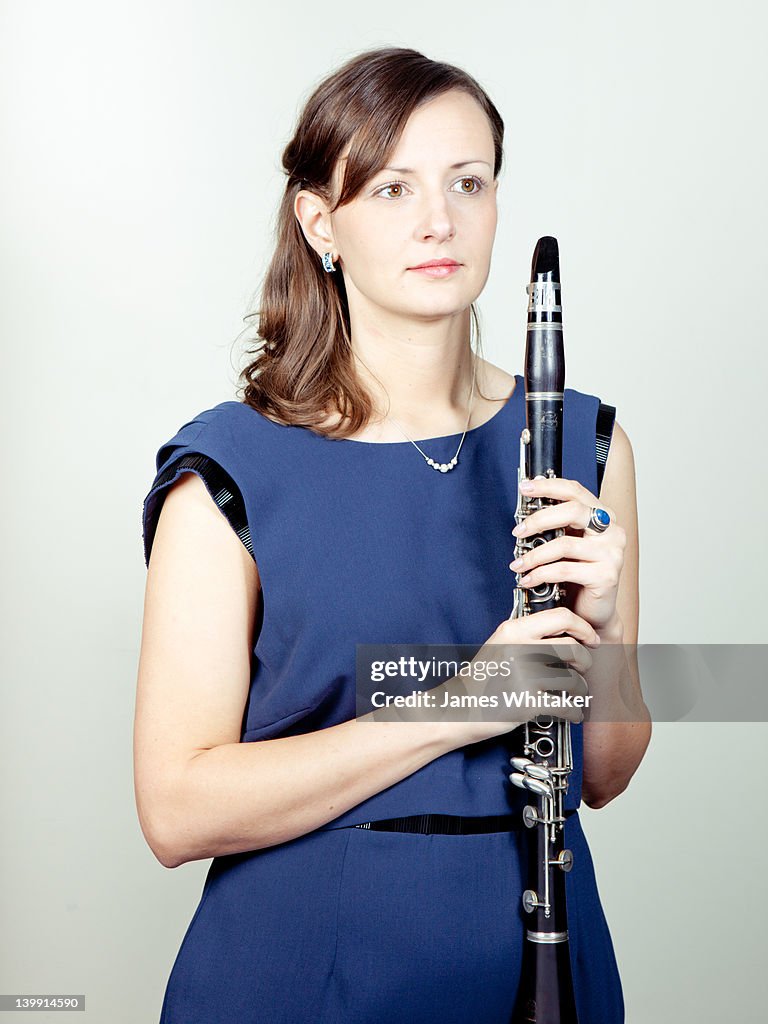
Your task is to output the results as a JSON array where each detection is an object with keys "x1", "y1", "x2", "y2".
[{"x1": 322, "y1": 251, "x2": 336, "y2": 273}]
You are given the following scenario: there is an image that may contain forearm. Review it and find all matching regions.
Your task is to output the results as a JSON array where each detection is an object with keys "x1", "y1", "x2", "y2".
[
  {"x1": 581, "y1": 719, "x2": 651, "y2": 808},
  {"x1": 151, "y1": 715, "x2": 457, "y2": 867},
  {"x1": 581, "y1": 614, "x2": 652, "y2": 809}
]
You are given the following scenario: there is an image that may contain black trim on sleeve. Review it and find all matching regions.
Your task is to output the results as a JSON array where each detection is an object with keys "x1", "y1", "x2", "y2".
[
  {"x1": 149, "y1": 453, "x2": 254, "y2": 560},
  {"x1": 595, "y1": 402, "x2": 616, "y2": 495}
]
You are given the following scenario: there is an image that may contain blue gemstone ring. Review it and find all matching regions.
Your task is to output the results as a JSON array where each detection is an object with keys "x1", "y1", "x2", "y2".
[{"x1": 588, "y1": 506, "x2": 611, "y2": 533}]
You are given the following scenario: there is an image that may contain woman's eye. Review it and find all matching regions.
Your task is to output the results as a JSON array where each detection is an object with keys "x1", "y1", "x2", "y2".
[
  {"x1": 377, "y1": 182, "x2": 407, "y2": 200},
  {"x1": 451, "y1": 176, "x2": 486, "y2": 194},
  {"x1": 374, "y1": 175, "x2": 487, "y2": 200}
]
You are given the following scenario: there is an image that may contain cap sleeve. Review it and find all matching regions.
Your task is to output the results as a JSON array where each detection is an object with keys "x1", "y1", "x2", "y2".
[
  {"x1": 141, "y1": 409, "x2": 253, "y2": 567},
  {"x1": 595, "y1": 401, "x2": 616, "y2": 497}
]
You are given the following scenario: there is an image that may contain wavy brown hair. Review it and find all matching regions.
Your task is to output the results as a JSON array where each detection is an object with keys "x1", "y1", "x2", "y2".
[{"x1": 237, "y1": 46, "x2": 505, "y2": 439}]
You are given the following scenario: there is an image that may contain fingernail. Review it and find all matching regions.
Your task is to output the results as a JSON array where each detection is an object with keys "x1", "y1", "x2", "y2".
[
  {"x1": 519, "y1": 480, "x2": 534, "y2": 492},
  {"x1": 510, "y1": 558, "x2": 523, "y2": 569}
]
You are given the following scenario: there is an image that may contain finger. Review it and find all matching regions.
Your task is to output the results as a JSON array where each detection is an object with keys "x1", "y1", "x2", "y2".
[
  {"x1": 517, "y1": 560, "x2": 616, "y2": 591},
  {"x1": 519, "y1": 475, "x2": 597, "y2": 508},
  {"x1": 513, "y1": 498, "x2": 592, "y2": 538},
  {"x1": 532, "y1": 661, "x2": 588, "y2": 696},
  {"x1": 545, "y1": 640, "x2": 593, "y2": 678},
  {"x1": 509, "y1": 534, "x2": 606, "y2": 573},
  {"x1": 523, "y1": 607, "x2": 601, "y2": 648},
  {"x1": 583, "y1": 504, "x2": 616, "y2": 536},
  {"x1": 514, "y1": 657, "x2": 588, "y2": 711},
  {"x1": 517, "y1": 637, "x2": 593, "y2": 676},
  {"x1": 532, "y1": 646, "x2": 592, "y2": 696}
]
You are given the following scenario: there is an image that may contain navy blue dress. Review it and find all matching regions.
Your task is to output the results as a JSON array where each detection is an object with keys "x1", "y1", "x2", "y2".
[{"x1": 142, "y1": 376, "x2": 624, "y2": 1023}]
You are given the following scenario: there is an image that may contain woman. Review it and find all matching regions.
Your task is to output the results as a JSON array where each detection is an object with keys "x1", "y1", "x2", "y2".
[{"x1": 135, "y1": 46, "x2": 650, "y2": 1024}]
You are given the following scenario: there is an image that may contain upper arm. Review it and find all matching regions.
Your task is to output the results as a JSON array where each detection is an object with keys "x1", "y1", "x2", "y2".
[
  {"x1": 133, "y1": 470, "x2": 261, "y2": 856},
  {"x1": 598, "y1": 419, "x2": 639, "y2": 645},
  {"x1": 581, "y1": 421, "x2": 648, "y2": 809}
]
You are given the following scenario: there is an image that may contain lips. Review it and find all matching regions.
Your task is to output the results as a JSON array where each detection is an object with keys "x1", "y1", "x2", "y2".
[
  {"x1": 410, "y1": 259, "x2": 461, "y2": 269},
  {"x1": 408, "y1": 259, "x2": 462, "y2": 278}
]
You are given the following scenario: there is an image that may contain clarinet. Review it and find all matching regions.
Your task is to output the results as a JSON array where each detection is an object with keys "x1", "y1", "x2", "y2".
[{"x1": 508, "y1": 237, "x2": 579, "y2": 1024}]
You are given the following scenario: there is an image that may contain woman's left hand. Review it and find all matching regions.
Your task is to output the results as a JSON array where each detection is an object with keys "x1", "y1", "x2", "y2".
[{"x1": 509, "y1": 476, "x2": 627, "y2": 634}]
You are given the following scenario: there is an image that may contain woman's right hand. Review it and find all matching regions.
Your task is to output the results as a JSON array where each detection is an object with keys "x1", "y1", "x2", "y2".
[{"x1": 433, "y1": 607, "x2": 600, "y2": 750}]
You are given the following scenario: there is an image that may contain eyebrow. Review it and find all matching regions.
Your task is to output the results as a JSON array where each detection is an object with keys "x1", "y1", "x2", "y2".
[{"x1": 379, "y1": 160, "x2": 492, "y2": 174}]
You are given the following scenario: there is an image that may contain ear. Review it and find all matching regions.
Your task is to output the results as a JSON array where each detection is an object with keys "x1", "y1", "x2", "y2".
[{"x1": 294, "y1": 189, "x2": 336, "y2": 260}]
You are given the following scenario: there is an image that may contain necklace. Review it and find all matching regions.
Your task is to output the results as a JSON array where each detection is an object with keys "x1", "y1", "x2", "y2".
[{"x1": 386, "y1": 355, "x2": 477, "y2": 472}]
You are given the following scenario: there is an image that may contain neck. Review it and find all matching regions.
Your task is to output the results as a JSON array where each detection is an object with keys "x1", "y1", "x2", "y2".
[{"x1": 349, "y1": 309, "x2": 476, "y2": 433}]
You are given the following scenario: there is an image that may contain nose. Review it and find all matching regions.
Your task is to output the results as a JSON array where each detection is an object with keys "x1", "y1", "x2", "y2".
[{"x1": 415, "y1": 191, "x2": 456, "y2": 243}]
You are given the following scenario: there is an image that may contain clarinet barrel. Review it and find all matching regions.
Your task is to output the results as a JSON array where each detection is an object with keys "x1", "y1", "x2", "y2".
[{"x1": 509, "y1": 236, "x2": 579, "y2": 1024}]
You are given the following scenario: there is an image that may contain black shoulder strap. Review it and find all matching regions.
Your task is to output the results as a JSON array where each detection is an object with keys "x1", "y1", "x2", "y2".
[{"x1": 595, "y1": 402, "x2": 616, "y2": 495}]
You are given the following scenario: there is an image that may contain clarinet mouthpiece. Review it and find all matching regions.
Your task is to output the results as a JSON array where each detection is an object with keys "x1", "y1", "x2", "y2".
[{"x1": 531, "y1": 235, "x2": 560, "y2": 281}]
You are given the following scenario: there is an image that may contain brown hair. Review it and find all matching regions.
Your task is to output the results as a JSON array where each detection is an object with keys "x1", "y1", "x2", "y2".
[{"x1": 237, "y1": 46, "x2": 505, "y2": 438}]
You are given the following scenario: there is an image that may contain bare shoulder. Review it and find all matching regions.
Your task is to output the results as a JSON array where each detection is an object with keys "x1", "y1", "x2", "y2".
[
  {"x1": 157, "y1": 471, "x2": 262, "y2": 596},
  {"x1": 602, "y1": 420, "x2": 636, "y2": 491},
  {"x1": 476, "y1": 358, "x2": 517, "y2": 401},
  {"x1": 599, "y1": 419, "x2": 638, "y2": 541},
  {"x1": 608, "y1": 420, "x2": 634, "y2": 459}
]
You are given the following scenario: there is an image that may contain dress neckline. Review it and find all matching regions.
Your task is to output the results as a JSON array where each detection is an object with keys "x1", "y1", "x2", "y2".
[{"x1": 335, "y1": 373, "x2": 522, "y2": 447}]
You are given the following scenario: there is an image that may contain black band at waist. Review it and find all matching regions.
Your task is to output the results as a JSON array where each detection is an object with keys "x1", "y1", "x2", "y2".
[{"x1": 351, "y1": 811, "x2": 577, "y2": 835}]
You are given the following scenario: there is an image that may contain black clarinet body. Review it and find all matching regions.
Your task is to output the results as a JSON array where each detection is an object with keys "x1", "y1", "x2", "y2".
[{"x1": 508, "y1": 237, "x2": 579, "y2": 1024}]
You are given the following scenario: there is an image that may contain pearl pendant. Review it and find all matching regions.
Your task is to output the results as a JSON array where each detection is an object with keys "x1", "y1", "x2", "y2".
[{"x1": 427, "y1": 457, "x2": 457, "y2": 472}]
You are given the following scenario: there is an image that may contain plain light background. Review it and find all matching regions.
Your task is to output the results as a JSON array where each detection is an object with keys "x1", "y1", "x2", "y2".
[{"x1": 1, "y1": 1, "x2": 766, "y2": 1021}]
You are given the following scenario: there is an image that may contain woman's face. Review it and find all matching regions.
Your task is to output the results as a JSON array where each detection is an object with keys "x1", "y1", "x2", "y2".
[{"x1": 330, "y1": 89, "x2": 498, "y2": 327}]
